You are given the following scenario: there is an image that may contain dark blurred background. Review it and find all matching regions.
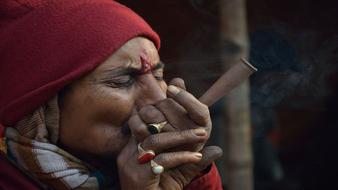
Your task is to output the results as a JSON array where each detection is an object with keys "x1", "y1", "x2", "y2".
[{"x1": 119, "y1": 0, "x2": 338, "y2": 189}]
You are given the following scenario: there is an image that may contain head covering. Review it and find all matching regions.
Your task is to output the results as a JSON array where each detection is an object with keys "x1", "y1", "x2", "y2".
[{"x1": 0, "y1": 0, "x2": 160, "y2": 126}]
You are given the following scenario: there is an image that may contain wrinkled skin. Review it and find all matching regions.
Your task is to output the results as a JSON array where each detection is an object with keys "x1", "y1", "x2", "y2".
[{"x1": 59, "y1": 37, "x2": 222, "y2": 189}]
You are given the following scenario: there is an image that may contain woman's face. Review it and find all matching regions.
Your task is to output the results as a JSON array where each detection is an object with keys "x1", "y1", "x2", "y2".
[{"x1": 59, "y1": 37, "x2": 167, "y2": 159}]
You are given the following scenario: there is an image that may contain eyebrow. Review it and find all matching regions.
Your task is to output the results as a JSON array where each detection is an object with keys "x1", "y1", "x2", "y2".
[{"x1": 100, "y1": 61, "x2": 165, "y2": 79}]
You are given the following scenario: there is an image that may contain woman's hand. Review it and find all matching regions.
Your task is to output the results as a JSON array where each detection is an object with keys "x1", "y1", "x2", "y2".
[
  {"x1": 117, "y1": 130, "x2": 222, "y2": 190},
  {"x1": 120, "y1": 78, "x2": 221, "y2": 189},
  {"x1": 129, "y1": 78, "x2": 211, "y2": 152},
  {"x1": 159, "y1": 145, "x2": 222, "y2": 189}
]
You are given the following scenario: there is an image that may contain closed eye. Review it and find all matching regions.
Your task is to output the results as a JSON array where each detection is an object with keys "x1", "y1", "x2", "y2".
[{"x1": 95, "y1": 61, "x2": 165, "y2": 88}]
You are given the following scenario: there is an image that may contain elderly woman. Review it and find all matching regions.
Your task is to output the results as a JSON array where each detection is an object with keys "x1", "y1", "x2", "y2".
[{"x1": 0, "y1": 0, "x2": 223, "y2": 189}]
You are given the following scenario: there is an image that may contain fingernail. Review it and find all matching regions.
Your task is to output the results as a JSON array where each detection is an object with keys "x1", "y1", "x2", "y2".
[
  {"x1": 194, "y1": 128, "x2": 207, "y2": 136},
  {"x1": 167, "y1": 85, "x2": 180, "y2": 95},
  {"x1": 194, "y1": 152, "x2": 203, "y2": 158}
]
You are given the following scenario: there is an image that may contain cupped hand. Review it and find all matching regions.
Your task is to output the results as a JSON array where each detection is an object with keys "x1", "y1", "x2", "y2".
[
  {"x1": 117, "y1": 129, "x2": 222, "y2": 190},
  {"x1": 121, "y1": 78, "x2": 221, "y2": 189}
]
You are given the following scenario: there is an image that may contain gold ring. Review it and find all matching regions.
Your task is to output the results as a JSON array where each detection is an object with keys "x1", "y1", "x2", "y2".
[
  {"x1": 150, "y1": 160, "x2": 164, "y2": 175},
  {"x1": 147, "y1": 121, "x2": 168, "y2": 134}
]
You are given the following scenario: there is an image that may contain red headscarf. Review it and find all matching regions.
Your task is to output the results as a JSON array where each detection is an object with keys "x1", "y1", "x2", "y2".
[{"x1": 0, "y1": 0, "x2": 160, "y2": 126}]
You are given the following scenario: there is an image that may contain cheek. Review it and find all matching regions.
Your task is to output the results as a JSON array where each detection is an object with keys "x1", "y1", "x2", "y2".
[
  {"x1": 59, "y1": 86, "x2": 136, "y2": 157},
  {"x1": 90, "y1": 82, "x2": 139, "y2": 119},
  {"x1": 95, "y1": 92, "x2": 135, "y2": 125}
]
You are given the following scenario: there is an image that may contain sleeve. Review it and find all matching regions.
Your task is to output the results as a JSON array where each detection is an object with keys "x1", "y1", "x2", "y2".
[{"x1": 184, "y1": 163, "x2": 223, "y2": 190}]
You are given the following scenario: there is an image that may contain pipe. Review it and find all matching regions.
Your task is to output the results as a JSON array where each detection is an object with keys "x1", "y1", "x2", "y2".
[{"x1": 199, "y1": 58, "x2": 257, "y2": 107}]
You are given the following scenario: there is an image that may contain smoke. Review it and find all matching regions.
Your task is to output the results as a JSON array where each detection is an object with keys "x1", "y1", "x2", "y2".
[
  {"x1": 249, "y1": 27, "x2": 338, "y2": 109},
  {"x1": 293, "y1": 33, "x2": 338, "y2": 103}
]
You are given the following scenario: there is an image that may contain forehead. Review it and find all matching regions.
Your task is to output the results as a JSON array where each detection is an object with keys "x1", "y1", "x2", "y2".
[{"x1": 97, "y1": 37, "x2": 160, "y2": 71}]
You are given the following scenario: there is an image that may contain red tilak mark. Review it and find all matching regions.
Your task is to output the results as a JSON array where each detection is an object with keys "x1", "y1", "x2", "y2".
[{"x1": 140, "y1": 55, "x2": 152, "y2": 74}]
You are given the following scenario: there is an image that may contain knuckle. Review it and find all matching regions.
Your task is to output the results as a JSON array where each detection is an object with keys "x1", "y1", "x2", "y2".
[
  {"x1": 139, "y1": 105, "x2": 153, "y2": 113},
  {"x1": 128, "y1": 126, "x2": 148, "y2": 142},
  {"x1": 139, "y1": 105, "x2": 157, "y2": 120},
  {"x1": 128, "y1": 116, "x2": 145, "y2": 134},
  {"x1": 127, "y1": 115, "x2": 138, "y2": 128},
  {"x1": 195, "y1": 107, "x2": 210, "y2": 125},
  {"x1": 156, "y1": 153, "x2": 170, "y2": 163},
  {"x1": 171, "y1": 78, "x2": 185, "y2": 89},
  {"x1": 139, "y1": 105, "x2": 153, "y2": 116},
  {"x1": 128, "y1": 114, "x2": 138, "y2": 123},
  {"x1": 201, "y1": 103, "x2": 209, "y2": 111},
  {"x1": 144, "y1": 135, "x2": 160, "y2": 149},
  {"x1": 157, "y1": 98, "x2": 175, "y2": 108},
  {"x1": 182, "y1": 129, "x2": 196, "y2": 139},
  {"x1": 133, "y1": 124, "x2": 145, "y2": 136}
]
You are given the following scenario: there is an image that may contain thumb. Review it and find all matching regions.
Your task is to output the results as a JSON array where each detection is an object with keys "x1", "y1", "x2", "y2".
[
  {"x1": 168, "y1": 78, "x2": 186, "y2": 90},
  {"x1": 177, "y1": 146, "x2": 223, "y2": 186},
  {"x1": 196, "y1": 146, "x2": 223, "y2": 171}
]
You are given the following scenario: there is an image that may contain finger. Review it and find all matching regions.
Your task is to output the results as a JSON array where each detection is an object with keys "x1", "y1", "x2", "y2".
[
  {"x1": 173, "y1": 146, "x2": 223, "y2": 182},
  {"x1": 117, "y1": 137, "x2": 161, "y2": 188},
  {"x1": 117, "y1": 137, "x2": 138, "y2": 167},
  {"x1": 155, "y1": 98, "x2": 197, "y2": 131},
  {"x1": 138, "y1": 105, "x2": 175, "y2": 133},
  {"x1": 141, "y1": 128, "x2": 207, "y2": 152},
  {"x1": 195, "y1": 146, "x2": 223, "y2": 170},
  {"x1": 154, "y1": 151, "x2": 202, "y2": 170},
  {"x1": 167, "y1": 85, "x2": 211, "y2": 126},
  {"x1": 139, "y1": 105, "x2": 166, "y2": 123},
  {"x1": 168, "y1": 78, "x2": 186, "y2": 90},
  {"x1": 128, "y1": 114, "x2": 151, "y2": 142}
]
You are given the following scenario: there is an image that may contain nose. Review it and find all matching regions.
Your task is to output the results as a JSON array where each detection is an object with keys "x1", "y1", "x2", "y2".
[{"x1": 136, "y1": 73, "x2": 167, "y2": 108}]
